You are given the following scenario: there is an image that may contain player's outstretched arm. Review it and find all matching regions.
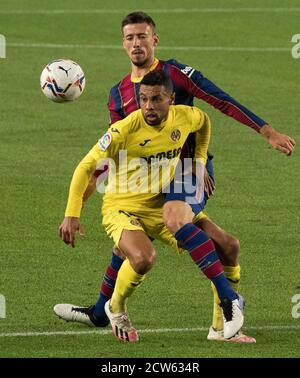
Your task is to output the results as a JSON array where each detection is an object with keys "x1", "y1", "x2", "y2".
[
  {"x1": 259, "y1": 124, "x2": 296, "y2": 155},
  {"x1": 59, "y1": 130, "x2": 122, "y2": 247},
  {"x1": 59, "y1": 143, "x2": 107, "y2": 247},
  {"x1": 82, "y1": 175, "x2": 97, "y2": 205},
  {"x1": 59, "y1": 217, "x2": 84, "y2": 248},
  {"x1": 193, "y1": 110, "x2": 212, "y2": 201}
]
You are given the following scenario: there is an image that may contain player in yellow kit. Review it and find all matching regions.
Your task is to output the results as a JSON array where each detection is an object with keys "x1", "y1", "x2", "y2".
[
  {"x1": 61, "y1": 74, "x2": 209, "y2": 253},
  {"x1": 64, "y1": 105, "x2": 208, "y2": 250},
  {"x1": 58, "y1": 71, "x2": 244, "y2": 343}
]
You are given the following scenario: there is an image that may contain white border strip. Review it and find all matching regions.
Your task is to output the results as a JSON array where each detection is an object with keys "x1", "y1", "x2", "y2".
[
  {"x1": 7, "y1": 42, "x2": 290, "y2": 53},
  {"x1": 0, "y1": 325, "x2": 299, "y2": 338},
  {"x1": 1, "y1": 8, "x2": 300, "y2": 15}
]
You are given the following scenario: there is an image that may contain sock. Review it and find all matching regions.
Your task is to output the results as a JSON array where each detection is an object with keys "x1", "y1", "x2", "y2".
[
  {"x1": 224, "y1": 265, "x2": 241, "y2": 293},
  {"x1": 175, "y1": 223, "x2": 237, "y2": 301},
  {"x1": 93, "y1": 250, "x2": 124, "y2": 320},
  {"x1": 211, "y1": 265, "x2": 241, "y2": 330},
  {"x1": 110, "y1": 259, "x2": 145, "y2": 313}
]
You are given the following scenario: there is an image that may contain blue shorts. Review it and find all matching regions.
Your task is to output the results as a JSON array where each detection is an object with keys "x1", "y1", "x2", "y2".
[{"x1": 164, "y1": 154, "x2": 214, "y2": 215}]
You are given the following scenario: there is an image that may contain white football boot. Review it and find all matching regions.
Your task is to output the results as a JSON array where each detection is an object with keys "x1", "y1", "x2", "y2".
[
  {"x1": 104, "y1": 300, "x2": 138, "y2": 343},
  {"x1": 53, "y1": 304, "x2": 109, "y2": 327},
  {"x1": 220, "y1": 295, "x2": 244, "y2": 339},
  {"x1": 207, "y1": 326, "x2": 256, "y2": 343}
]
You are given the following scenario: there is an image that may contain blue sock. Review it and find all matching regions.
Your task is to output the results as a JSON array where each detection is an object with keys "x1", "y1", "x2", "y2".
[
  {"x1": 175, "y1": 223, "x2": 237, "y2": 301},
  {"x1": 93, "y1": 251, "x2": 124, "y2": 320}
]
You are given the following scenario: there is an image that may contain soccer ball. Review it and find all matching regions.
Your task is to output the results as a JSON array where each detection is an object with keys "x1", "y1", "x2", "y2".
[{"x1": 40, "y1": 59, "x2": 85, "y2": 102}]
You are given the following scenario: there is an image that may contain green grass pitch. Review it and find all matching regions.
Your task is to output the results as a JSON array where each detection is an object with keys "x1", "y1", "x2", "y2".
[{"x1": 0, "y1": 0, "x2": 299, "y2": 358}]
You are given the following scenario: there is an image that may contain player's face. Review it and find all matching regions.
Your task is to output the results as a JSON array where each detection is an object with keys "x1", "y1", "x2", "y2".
[
  {"x1": 122, "y1": 23, "x2": 159, "y2": 67},
  {"x1": 140, "y1": 85, "x2": 174, "y2": 126}
]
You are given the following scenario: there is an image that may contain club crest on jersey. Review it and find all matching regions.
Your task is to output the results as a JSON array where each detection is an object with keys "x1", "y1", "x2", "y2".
[
  {"x1": 130, "y1": 219, "x2": 141, "y2": 227},
  {"x1": 98, "y1": 132, "x2": 112, "y2": 151},
  {"x1": 171, "y1": 129, "x2": 181, "y2": 142}
]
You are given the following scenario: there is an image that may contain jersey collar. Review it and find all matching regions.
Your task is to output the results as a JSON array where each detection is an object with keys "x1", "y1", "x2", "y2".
[{"x1": 131, "y1": 58, "x2": 160, "y2": 83}]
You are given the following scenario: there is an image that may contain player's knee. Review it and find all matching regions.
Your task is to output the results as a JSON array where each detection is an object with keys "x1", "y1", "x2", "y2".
[
  {"x1": 130, "y1": 248, "x2": 156, "y2": 274},
  {"x1": 164, "y1": 215, "x2": 185, "y2": 234},
  {"x1": 163, "y1": 202, "x2": 194, "y2": 234}
]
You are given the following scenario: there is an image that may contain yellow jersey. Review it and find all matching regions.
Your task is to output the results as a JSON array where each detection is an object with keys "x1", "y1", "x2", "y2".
[{"x1": 65, "y1": 105, "x2": 211, "y2": 217}]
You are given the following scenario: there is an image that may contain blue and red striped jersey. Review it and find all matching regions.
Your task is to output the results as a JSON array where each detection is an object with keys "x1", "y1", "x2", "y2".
[{"x1": 108, "y1": 59, "x2": 267, "y2": 132}]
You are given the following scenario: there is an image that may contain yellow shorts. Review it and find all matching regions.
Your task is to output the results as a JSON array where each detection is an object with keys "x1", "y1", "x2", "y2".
[{"x1": 102, "y1": 205, "x2": 207, "y2": 254}]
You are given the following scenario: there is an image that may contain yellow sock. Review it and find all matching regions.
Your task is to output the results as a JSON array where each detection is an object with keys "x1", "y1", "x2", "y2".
[
  {"x1": 211, "y1": 265, "x2": 241, "y2": 331},
  {"x1": 224, "y1": 265, "x2": 241, "y2": 294},
  {"x1": 110, "y1": 259, "x2": 145, "y2": 313},
  {"x1": 211, "y1": 283, "x2": 223, "y2": 331}
]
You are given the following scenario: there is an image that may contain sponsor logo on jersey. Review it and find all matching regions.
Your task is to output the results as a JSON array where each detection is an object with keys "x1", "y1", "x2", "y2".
[
  {"x1": 139, "y1": 139, "x2": 151, "y2": 146},
  {"x1": 171, "y1": 129, "x2": 181, "y2": 142},
  {"x1": 123, "y1": 97, "x2": 134, "y2": 107},
  {"x1": 180, "y1": 66, "x2": 195, "y2": 78},
  {"x1": 141, "y1": 147, "x2": 182, "y2": 164},
  {"x1": 98, "y1": 132, "x2": 112, "y2": 151},
  {"x1": 110, "y1": 127, "x2": 120, "y2": 133}
]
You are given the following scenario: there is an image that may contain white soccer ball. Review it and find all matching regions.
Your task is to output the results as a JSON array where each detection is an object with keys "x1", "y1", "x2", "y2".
[{"x1": 40, "y1": 59, "x2": 85, "y2": 102}]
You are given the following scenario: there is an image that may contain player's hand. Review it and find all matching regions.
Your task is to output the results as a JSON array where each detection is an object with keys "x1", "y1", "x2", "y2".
[
  {"x1": 204, "y1": 168, "x2": 215, "y2": 198},
  {"x1": 59, "y1": 216, "x2": 85, "y2": 248},
  {"x1": 194, "y1": 160, "x2": 205, "y2": 203},
  {"x1": 260, "y1": 124, "x2": 296, "y2": 155}
]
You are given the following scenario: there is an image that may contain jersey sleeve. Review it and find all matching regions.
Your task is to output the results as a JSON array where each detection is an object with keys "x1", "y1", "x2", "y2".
[
  {"x1": 167, "y1": 59, "x2": 267, "y2": 132},
  {"x1": 65, "y1": 129, "x2": 125, "y2": 217},
  {"x1": 107, "y1": 85, "x2": 125, "y2": 125},
  {"x1": 189, "y1": 107, "x2": 211, "y2": 165}
]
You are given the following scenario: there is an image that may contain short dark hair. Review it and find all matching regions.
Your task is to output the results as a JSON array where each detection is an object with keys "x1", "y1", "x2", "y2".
[
  {"x1": 122, "y1": 11, "x2": 156, "y2": 32},
  {"x1": 140, "y1": 70, "x2": 174, "y2": 93}
]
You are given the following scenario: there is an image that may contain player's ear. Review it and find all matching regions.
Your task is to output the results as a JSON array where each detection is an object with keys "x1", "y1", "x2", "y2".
[
  {"x1": 170, "y1": 92, "x2": 175, "y2": 104},
  {"x1": 153, "y1": 33, "x2": 159, "y2": 46}
]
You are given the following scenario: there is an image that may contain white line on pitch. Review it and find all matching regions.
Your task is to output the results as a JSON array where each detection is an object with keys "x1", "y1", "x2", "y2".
[
  {"x1": 0, "y1": 325, "x2": 299, "y2": 338},
  {"x1": 7, "y1": 42, "x2": 290, "y2": 53},
  {"x1": 1, "y1": 8, "x2": 300, "y2": 14}
]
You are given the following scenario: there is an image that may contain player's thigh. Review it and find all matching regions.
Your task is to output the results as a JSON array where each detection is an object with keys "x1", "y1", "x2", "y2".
[
  {"x1": 102, "y1": 207, "x2": 156, "y2": 273},
  {"x1": 102, "y1": 207, "x2": 144, "y2": 247},
  {"x1": 119, "y1": 230, "x2": 156, "y2": 274},
  {"x1": 119, "y1": 229, "x2": 155, "y2": 260},
  {"x1": 164, "y1": 173, "x2": 204, "y2": 223},
  {"x1": 163, "y1": 200, "x2": 194, "y2": 233}
]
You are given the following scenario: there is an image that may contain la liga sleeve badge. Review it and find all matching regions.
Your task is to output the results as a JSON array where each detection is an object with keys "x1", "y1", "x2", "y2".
[{"x1": 98, "y1": 131, "x2": 112, "y2": 151}]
